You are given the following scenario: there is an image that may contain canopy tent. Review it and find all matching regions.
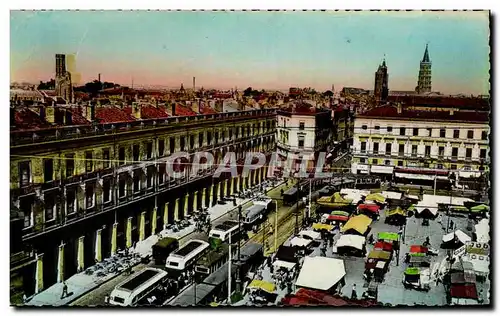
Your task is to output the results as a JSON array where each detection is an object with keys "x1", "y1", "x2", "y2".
[
  {"x1": 462, "y1": 254, "x2": 490, "y2": 277},
  {"x1": 248, "y1": 280, "x2": 277, "y2": 293},
  {"x1": 381, "y1": 191, "x2": 403, "y2": 200},
  {"x1": 470, "y1": 204, "x2": 489, "y2": 213},
  {"x1": 406, "y1": 195, "x2": 420, "y2": 201},
  {"x1": 455, "y1": 230, "x2": 472, "y2": 244},
  {"x1": 276, "y1": 246, "x2": 298, "y2": 263},
  {"x1": 312, "y1": 223, "x2": 334, "y2": 231},
  {"x1": 367, "y1": 250, "x2": 391, "y2": 261},
  {"x1": 335, "y1": 234, "x2": 366, "y2": 251},
  {"x1": 341, "y1": 215, "x2": 373, "y2": 235},
  {"x1": 299, "y1": 230, "x2": 321, "y2": 241},
  {"x1": 331, "y1": 210, "x2": 350, "y2": 217},
  {"x1": 295, "y1": 256, "x2": 346, "y2": 291},
  {"x1": 450, "y1": 271, "x2": 477, "y2": 284},
  {"x1": 407, "y1": 204, "x2": 416, "y2": 212},
  {"x1": 273, "y1": 260, "x2": 297, "y2": 271},
  {"x1": 442, "y1": 232, "x2": 455, "y2": 243},
  {"x1": 324, "y1": 214, "x2": 349, "y2": 223},
  {"x1": 450, "y1": 284, "x2": 478, "y2": 300},
  {"x1": 357, "y1": 204, "x2": 380, "y2": 214},
  {"x1": 317, "y1": 192, "x2": 353, "y2": 208},
  {"x1": 386, "y1": 207, "x2": 406, "y2": 217},
  {"x1": 378, "y1": 232, "x2": 399, "y2": 242},
  {"x1": 374, "y1": 241, "x2": 393, "y2": 252},
  {"x1": 409, "y1": 245, "x2": 428, "y2": 254},
  {"x1": 415, "y1": 205, "x2": 438, "y2": 218},
  {"x1": 290, "y1": 237, "x2": 313, "y2": 248},
  {"x1": 365, "y1": 193, "x2": 386, "y2": 204}
]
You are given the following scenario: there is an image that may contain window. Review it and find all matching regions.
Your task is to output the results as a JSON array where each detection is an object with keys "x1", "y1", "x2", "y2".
[
  {"x1": 85, "y1": 151, "x2": 93, "y2": 172},
  {"x1": 427, "y1": 128, "x2": 432, "y2": 137},
  {"x1": 360, "y1": 142, "x2": 367, "y2": 153},
  {"x1": 372, "y1": 159, "x2": 378, "y2": 165},
  {"x1": 158, "y1": 139, "x2": 165, "y2": 157},
  {"x1": 424, "y1": 163, "x2": 430, "y2": 168},
  {"x1": 387, "y1": 126, "x2": 393, "y2": 132},
  {"x1": 386, "y1": 143, "x2": 392, "y2": 154},
  {"x1": 466, "y1": 148, "x2": 472, "y2": 159},
  {"x1": 451, "y1": 148, "x2": 458, "y2": 158},
  {"x1": 44, "y1": 194, "x2": 55, "y2": 221},
  {"x1": 467, "y1": 130, "x2": 474, "y2": 139},
  {"x1": 102, "y1": 149, "x2": 110, "y2": 169},
  {"x1": 398, "y1": 144, "x2": 405, "y2": 154},
  {"x1": 481, "y1": 131, "x2": 488, "y2": 140},
  {"x1": 440, "y1": 129, "x2": 446, "y2": 138},
  {"x1": 453, "y1": 129, "x2": 460, "y2": 138},
  {"x1": 66, "y1": 154, "x2": 75, "y2": 176},
  {"x1": 385, "y1": 160, "x2": 391, "y2": 166},
  {"x1": 229, "y1": 128, "x2": 233, "y2": 140},
  {"x1": 147, "y1": 170, "x2": 153, "y2": 188},
  {"x1": 400, "y1": 127, "x2": 406, "y2": 136},
  {"x1": 464, "y1": 165, "x2": 472, "y2": 171},
  {"x1": 119, "y1": 176, "x2": 126, "y2": 197},
  {"x1": 375, "y1": 125, "x2": 380, "y2": 131},
  {"x1": 362, "y1": 125, "x2": 367, "y2": 130},
  {"x1": 425, "y1": 146, "x2": 431, "y2": 157},
  {"x1": 299, "y1": 122, "x2": 305, "y2": 130},
  {"x1": 144, "y1": 142, "x2": 152, "y2": 159},
  {"x1": 480, "y1": 149, "x2": 487, "y2": 159},
  {"x1": 170, "y1": 137, "x2": 175, "y2": 153},
  {"x1": 158, "y1": 164, "x2": 166, "y2": 185},
  {"x1": 198, "y1": 133, "x2": 204, "y2": 147},
  {"x1": 451, "y1": 164, "x2": 457, "y2": 170},
  {"x1": 66, "y1": 189, "x2": 76, "y2": 214},
  {"x1": 360, "y1": 158, "x2": 366, "y2": 164},
  {"x1": 438, "y1": 146, "x2": 444, "y2": 157},
  {"x1": 207, "y1": 132, "x2": 212, "y2": 145},
  {"x1": 298, "y1": 136, "x2": 305, "y2": 148},
  {"x1": 119, "y1": 147, "x2": 126, "y2": 165},
  {"x1": 413, "y1": 128, "x2": 419, "y2": 136},
  {"x1": 437, "y1": 164, "x2": 443, "y2": 169},
  {"x1": 133, "y1": 172, "x2": 141, "y2": 193},
  {"x1": 44, "y1": 158, "x2": 53, "y2": 182},
  {"x1": 103, "y1": 179, "x2": 111, "y2": 203},
  {"x1": 86, "y1": 184, "x2": 95, "y2": 209},
  {"x1": 398, "y1": 161, "x2": 403, "y2": 167},
  {"x1": 180, "y1": 136, "x2": 186, "y2": 150},
  {"x1": 214, "y1": 132, "x2": 218, "y2": 145},
  {"x1": 190, "y1": 135, "x2": 195, "y2": 149},
  {"x1": 133, "y1": 145, "x2": 140, "y2": 162},
  {"x1": 20, "y1": 198, "x2": 32, "y2": 228},
  {"x1": 373, "y1": 143, "x2": 379, "y2": 154},
  {"x1": 411, "y1": 145, "x2": 418, "y2": 156}
]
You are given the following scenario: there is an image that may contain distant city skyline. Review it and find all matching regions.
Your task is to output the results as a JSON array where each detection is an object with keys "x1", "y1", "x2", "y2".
[{"x1": 11, "y1": 11, "x2": 490, "y2": 94}]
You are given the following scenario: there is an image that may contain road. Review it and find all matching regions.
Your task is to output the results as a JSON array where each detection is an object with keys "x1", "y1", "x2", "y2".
[{"x1": 70, "y1": 180, "x2": 297, "y2": 307}]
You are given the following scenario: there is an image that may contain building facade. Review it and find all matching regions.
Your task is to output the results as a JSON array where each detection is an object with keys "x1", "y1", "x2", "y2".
[
  {"x1": 374, "y1": 59, "x2": 389, "y2": 103},
  {"x1": 10, "y1": 106, "x2": 276, "y2": 301},
  {"x1": 416, "y1": 44, "x2": 432, "y2": 94},
  {"x1": 351, "y1": 104, "x2": 489, "y2": 186},
  {"x1": 55, "y1": 54, "x2": 73, "y2": 102},
  {"x1": 276, "y1": 102, "x2": 332, "y2": 170}
]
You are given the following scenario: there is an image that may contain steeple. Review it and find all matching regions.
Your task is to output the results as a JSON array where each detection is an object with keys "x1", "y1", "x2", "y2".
[{"x1": 422, "y1": 44, "x2": 430, "y2": 63}]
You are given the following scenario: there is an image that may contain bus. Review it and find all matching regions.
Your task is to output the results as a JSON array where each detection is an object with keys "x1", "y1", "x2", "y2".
[
  {"x1": 152, "y1": 237, "x2": 179, "y2": 265},
  {"x1": 208, "y1": 220, "x2": 244, "y2": 243},
  {"x1": 243, "y1": 204, "x2": 267, "y2": 227},
  {"x1": 165, "y1": 240, "x2": 210, "y2": 272},
  {"x1": 109, "y1": 268, "x2": 168, "y2": 307},
  {"x1": 194, "y1": 243, "x2": 233, "y2": 276}
]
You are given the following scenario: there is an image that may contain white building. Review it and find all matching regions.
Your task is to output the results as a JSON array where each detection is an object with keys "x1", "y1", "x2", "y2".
[
  {"x1": 276, "y1": 102, "x2": 332, "y2": 170},
  {"x1": 351, "y1": 104, "x2": 489, "y2": 186}
]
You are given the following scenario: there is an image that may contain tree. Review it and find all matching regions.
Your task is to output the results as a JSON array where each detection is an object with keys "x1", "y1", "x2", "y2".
[
  {"x1": 323, "y1": 90, "x2": 334, "y2": 97},
  {"x1": 243, "y1": 87, "x2": 253, "y2": 97}
]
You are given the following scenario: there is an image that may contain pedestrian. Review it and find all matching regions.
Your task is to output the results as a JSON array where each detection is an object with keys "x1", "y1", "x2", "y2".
[
  {"x1": 22, "y1": 294, "x2": 27, "y2": 304},
  {"x1": 60, "y1": 281, "x2": 69, "y2": 299},
  {"x1": 351, "y1": 284, "x2": 357, "y2": 299},
  {"x1": 104, "y1": 295, "x2": 110, "y2": 304}
]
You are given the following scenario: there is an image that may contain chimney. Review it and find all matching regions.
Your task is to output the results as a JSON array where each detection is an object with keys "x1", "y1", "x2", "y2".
[
  {"x1": 85, "y1": 102, "x2": 95, "y2": 122},
  {"x1": 191, "y1": 99, "x2": 199, "y2": 114},
  {"x1": 132, "y1": 102, "x2": 141, "y2": 119},
  {"x1": 198, "y1": 98, "x2": 202, "y2": 114},
  {"x1": 397, "y1": 103, "x2": 402, "y2": 114},
  {"x1": 98, "y1": 73, "x2": 101, "y2": 83},
  {"x1": 45, "y1": 106, "x2": 55, "y2": 123},
  {"x1": 193, "y1": 77, "x2": 196, "y2": 91},
  {"x1": 215, "y1": 100, "x2": 223, "y2": 113}
]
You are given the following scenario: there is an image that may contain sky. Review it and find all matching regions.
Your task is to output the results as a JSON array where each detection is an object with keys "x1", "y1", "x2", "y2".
[{"x1": 10, "y1": 10, "x2": 490, "y2": 94}]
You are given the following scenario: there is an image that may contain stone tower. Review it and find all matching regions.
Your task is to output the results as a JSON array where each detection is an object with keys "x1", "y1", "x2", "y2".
[
  {"x1": 374, "y1": 58, "x2": 389, "y2": 102},
  {"x1": 416, "y1": 44, "x2": 432, "y2": 94}
]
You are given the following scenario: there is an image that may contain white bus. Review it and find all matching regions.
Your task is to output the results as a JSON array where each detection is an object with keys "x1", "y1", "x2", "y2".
[
  {"x1": 165, "y1": 239, "x2": 210, "y2": 271},
  {"x1": 208, "y1": 220, "x2": 243, "y2": 242},
  {"x1": 243, "y1": 204, "x2": 267, "y2": 226},
  {"x1": 109, "y1": 268, "x2": 168, "y2": 307}
]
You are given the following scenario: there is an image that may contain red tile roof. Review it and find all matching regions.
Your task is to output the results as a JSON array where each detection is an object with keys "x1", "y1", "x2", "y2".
[
  {"x1": 95, "y1": 107, "x2": 136, "y2": 123},
  {"x1": 387, "y1": 95, "x2": 489, "y2": 110},
  {"x1": 69, "y1": 107, "x2": 91, "y2": 125},
  {"x1": 123, "y1": 105, "x2": 169, "y2": 119},
  {"x1": 173, "y1": 103, "x2": 197, "y2": 116},
  {"x1": 359, "y1": 105, "x2": 489, "y2": 123},
  {"x1": 13, "y1": 108, "x2": 50, "y2": 130},
  {"x1": 279, "y1": 102, "x2": 329, "y2": 116},
  {"x1": 199, "y1": 105, "x2": 218, "y2": 115}
]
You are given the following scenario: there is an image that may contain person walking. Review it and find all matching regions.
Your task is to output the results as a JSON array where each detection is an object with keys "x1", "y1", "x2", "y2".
[
  {"x1": 351, "y1": 284, "x2": 357, "y2": 299},
  {"x1": 60, "y1": 281, "x2": 69, "y2": 299}
]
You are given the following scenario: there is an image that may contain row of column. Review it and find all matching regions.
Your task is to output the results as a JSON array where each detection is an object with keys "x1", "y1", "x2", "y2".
[{"x1": 34, "y1": 165, "x2": 270, "y2": 293}]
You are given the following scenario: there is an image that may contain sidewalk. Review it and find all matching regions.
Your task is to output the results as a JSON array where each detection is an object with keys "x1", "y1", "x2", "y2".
[{"x1": 25, "y1": 179, "x2": 284, "y2": 307}]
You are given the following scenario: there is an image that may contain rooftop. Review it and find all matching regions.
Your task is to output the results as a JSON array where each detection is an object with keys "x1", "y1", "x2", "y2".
[
  {"x1": 95, "y1": 106, "x2": 136, "y2": 123},
  {"x1": 387, "y1": 95, "x2": 490, "y2": 110},
  {"x1": 359, "y1": 105, "x2": 489, "y2": 123}
]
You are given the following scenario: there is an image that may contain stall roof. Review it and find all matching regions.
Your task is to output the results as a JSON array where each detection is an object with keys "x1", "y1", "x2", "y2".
[
  {"x1": 273, "y1": 260, "x2": 297, "y2": 271},
  {"x1": 386, "y1": 207, "x2": 406, "y2": 217},
  {"x1": 335, "y1": 234, "x2": 366, "y2": 250},
  {"x1": 290, "y1": 237, "x2": 313, "y2": 248},
  {"x1": 381, "y1": 191, "x2": 403, "y2": 200},
  {"x1": 295, "y1": 257, "x2": 346, "y2": 291},
  {"x1": 455, "y1": 230, "x2": 472, "y2": 244},
  {"x1": 341, "y1": 215, "x2": 373, "y2": 235},
  {"x1": 169, "y1": 283, "x2": 216, "y2": 306},
  {"x1": 410, "y1": 245, "x2": 428, "y2": 254},
  {"x1": 462, "y1": 254, "x2": 490, "y2": 275},
  {"x1": 312, "y1": 223, "x2": 334, "y2": 231},
  {"x1": 474, "y1": 219, "x2": 490, "y2": 243},
  {"x1": 450, "y1": 271, "x2": 477, "y2": 284},
  {"x1": 283, "y1": 187, "x2": 298, "y2": 196},
  {"x1": 276, "y1": 245, "x2": 298, "y2": 263},
  {"x1": 378, "y1": 232, "x2": 399, "y2": 242},
  {"x1": 450, "y1": 284, "x2": 478, "y2": 300},
  {"x1": 365, "y1": 193, "x2": 386, "y2": 203},
  {"x1": 248, "y1": 280, "x2": 276, "y2": 293},
  {"x1": 374, "y1": 241, "x2": 393, "y2": 252},
  {"x1": 358, "y1": 204, "x2": 380, "y2": 213},
  {"x1": 368, "y1": 250, "x2": 391, "y2": 260},
  {"x1": 299, "y1": 230, "x2": 321, "y2": 240}
]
